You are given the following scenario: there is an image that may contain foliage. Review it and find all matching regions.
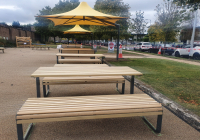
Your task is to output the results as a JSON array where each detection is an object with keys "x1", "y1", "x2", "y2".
[
  {"x1": 34, "y1": 0, "x2": 80, "y2": 42},
  {"x1": 0, "y1": 38, "x2": 15, "y2": 47},
  {"x1": 12, "y1": 21, "x2": 21, "y2": 28},
  {"x1": 129, "y1": 10, "x2": 148, "y2": 39},
  {"x1": 92, "y1": 0, "x2": 131, "y2": 40},
  {"x1": 0, "y1": 22, "x2": 8, "y2": 26},
  {"x1": 173, "y1": 0, "x2": 200, "y2": 10},
  {"x1": 143, "y1": 34, "x2": 149, "y2": 42},
  {"x1": 148, "y1": 24, "x2": 165, "y2": 42},
  {"x1": 154, "y1": 0, "x2": 190, "y2": 42}
]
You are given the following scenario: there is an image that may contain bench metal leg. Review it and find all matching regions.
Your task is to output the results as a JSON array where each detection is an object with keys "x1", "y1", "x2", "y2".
[
  {"x1": 57, "y1": 56, "x2": 59, "y2": 64},
  {"x1": 116, "y1": 83, "x2": 125, "y2": 94},
  {"x1": 122, "y1": 82, "x2": 125, "y2": 94},
  {"x1": 43, "y1": 85, "x2": 46, "y2": 97},
  {"x1": 43, "y1": 84, "x2": 50, "y2": 97},
  {"x1": 142, "y1": 115, "x2": 163, "y2": 133},
  {"x1": 17, "y1": 123, "x2": 34, "y2": 140},
  {"x1": 17, "y1": 124, "x2": 23, "y2": 140},
  {"x1": 102, "y1": 56, "x2": 105, "y2": 64},
  {"x1": 130, "y1": 76, "x2": 134, "y2": 94},
  {"x1": 36, "y1": 77, "x2": 40, "y2": 97}
]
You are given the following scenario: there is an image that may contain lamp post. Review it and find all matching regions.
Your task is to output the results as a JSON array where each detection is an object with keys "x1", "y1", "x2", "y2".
[{"x1": 189, "y1": 10, "x2": 198, "y2": 57}]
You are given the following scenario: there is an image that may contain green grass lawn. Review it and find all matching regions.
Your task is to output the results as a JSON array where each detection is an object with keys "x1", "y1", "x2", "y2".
[{"x1": 109, "y1": 58, "x2": 200, "y2": 116}]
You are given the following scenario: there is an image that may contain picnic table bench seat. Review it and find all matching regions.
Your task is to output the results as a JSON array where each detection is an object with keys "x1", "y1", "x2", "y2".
[
  {"x1": 16, "y1": 94, "x2": 163, "y2": 140},
  {"x1": 58, "y1": 58, "x2": 102, "y2": 64},
  {"x1": 31, "y1": 44, "x2": 50, "y2": 50},
  {"x1": 61, "y1": 49, "x2": 95, "y2": 54},
  {"x1": 0, "y1": 47, "x2": 4, "y2": 53},
  {"x1": 42, "y1": 76, "x2": 125, "y2": 97}
]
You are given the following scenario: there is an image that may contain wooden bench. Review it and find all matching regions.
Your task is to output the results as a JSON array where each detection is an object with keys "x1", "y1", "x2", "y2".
[
  {"x1": 61, "y1": 49, "x2": 95, "y2": 54},
  {"x1": 16, "y1": 94, "x2": 163, "y2": 140},
  {"x1": 56, "y1": 53, "x2": 105, "y2": 64},
  {"x1": 31, "y1": 44, "x2": 50, "y2": 50},
  {"x1": 0, "y1": 47, "x2": 4, "y2": 53},
  {"x1": 59, "y1": 48, "x2": 91, "y2": 53},
  {"x1": 42, "y1": 76, "x2": 125, "y2": 97},
  {"x1": 58, "y1": 59, "x2": 102, "y2": 64}
]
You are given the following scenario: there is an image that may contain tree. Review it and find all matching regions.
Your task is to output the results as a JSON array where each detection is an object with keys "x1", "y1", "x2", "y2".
[
  {"x1": 34, "y1": 0, "x2": 80, "y2": 42},
  {"x1": 12, "y1": 21, "x2": 21, "y2": 28},
  {"x1": 0, "y1": 22, "x2": 8, "y2": 26},
  {"x1": 129, "y1": 11, "x2": 147, "y2": 41},
  {"x1": 148, "y1": 24, "x2": 165, "y2": 43},
  {"x1": 92, "y1": 0, "x2": 131, "y2": 41},
  {"x1": 143, "y1": 35, "x2": 149, "y2": 42},
  {"x1": 173, "y1": 0, "x2": 200, "y2": 10},
  {"x1": 154, "y1": 0, "x2": 190, "y2": 43}
]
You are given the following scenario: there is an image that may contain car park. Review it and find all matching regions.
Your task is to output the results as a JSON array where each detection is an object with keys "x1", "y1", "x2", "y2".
[{"x1": 174, "y1": 45, "x2": 200, "y2": 59}]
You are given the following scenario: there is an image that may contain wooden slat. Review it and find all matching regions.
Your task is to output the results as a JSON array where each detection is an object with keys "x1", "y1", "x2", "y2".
[
  {"x1": 17, "y1": 112, "x2": 163, "y2": 124},
  {"x1": 31, "y1": 66, "x2": 143, "y2": 77},
  {"x1": 54, "y1": 64, "x2": 108, "y2": 67},
  {"x1": 25, "y1": 94, "x2": 152, "y2": 102},
  {"x1": 43, "y1": 76, "x2": 124, "y2": 81},
  {"x1": 18, "y1": 104, "x2": 161, "y2": 114},
  {"x1": 56, "y1": 53, "x2": 104, "y2": 57},
  {"x1": 61, "y1": 50, "x2": 79, "y2": 54},
  {"x1": 17, "y1": 108, "x2": 162, "y2": 120},
  {"x1": 60, "y1": 48, "x2": 92, "y2": 50},
  {"x1": 58, "y1": 59, "x2": 101, "y2": 64}
]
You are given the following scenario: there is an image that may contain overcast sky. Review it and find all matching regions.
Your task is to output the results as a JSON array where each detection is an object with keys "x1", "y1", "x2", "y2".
[{"x1": 0, "y1": 0, "x2": 162, "y2": 25}]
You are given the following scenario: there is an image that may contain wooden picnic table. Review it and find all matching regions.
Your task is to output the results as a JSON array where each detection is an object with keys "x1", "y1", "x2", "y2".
[
  {"x1": 31, "y1": 66, "x2": 143, "y2": 97},
  {"x1": 56, "y1": 53, "x2": 105, "y2": 64},
  {"x1": 59, "y1": 48, "x2": 92, "y2": 52}
]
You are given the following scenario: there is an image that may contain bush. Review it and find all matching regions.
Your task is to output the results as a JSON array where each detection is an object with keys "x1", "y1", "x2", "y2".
[{"x1": 0, "y1": 39, "x2": 15, "y2": 47}]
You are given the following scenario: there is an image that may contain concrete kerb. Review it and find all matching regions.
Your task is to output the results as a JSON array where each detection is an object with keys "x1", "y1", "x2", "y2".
[{"x1": 103, "y1": 58, "x2": 200, "y2": 132}]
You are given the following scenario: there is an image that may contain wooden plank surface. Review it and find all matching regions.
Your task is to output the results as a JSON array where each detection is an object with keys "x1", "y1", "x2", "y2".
[
  {"x1": 60, "y1": 48, "x2": 92, "y2": 50},
  {"x1": 31, "y1": 66, "x2": 143, "y2": 77},
  {"x1": 17, "y1": 94, "x2": 161, "y2": 115},
  {"x1": 16, "y1": 94, "x2": 163, "y2": 124},
  {"x1": 56, "y1": 53, "x2": 104, "y2": 57},
  {"x1": 58, "y1": 59, "x2": 101, "y2": 64},
  {"x1": 54, "y1": 64, "x2": 108, "y2": 67}
]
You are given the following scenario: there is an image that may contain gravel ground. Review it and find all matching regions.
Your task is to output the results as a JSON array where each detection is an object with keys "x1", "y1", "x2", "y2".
[{"x1": 0, "y1": 48, "x2": 199, "y2": 140}]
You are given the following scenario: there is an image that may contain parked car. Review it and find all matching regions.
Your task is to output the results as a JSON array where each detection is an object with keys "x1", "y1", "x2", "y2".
[
  {"x1": 149, "y1": 44, "x2": 160, "y2": 53},
  {"x1": 160, "y1": 44, "x2": 175, "y2": 55},
  {"x1": 174, "y1": 45, "x2": 200, "y2": 59},
  {"x1": 134, "y1": 42, "x2": 152, "y2": 51}
]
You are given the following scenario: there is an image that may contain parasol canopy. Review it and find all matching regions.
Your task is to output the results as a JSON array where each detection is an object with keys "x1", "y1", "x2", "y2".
[
  {"x1": 37, "y1": 1, "x2": 127, "y2": 26},
  {"x1": 63, "y1": 24, "x2": 91, "y2": 34}
]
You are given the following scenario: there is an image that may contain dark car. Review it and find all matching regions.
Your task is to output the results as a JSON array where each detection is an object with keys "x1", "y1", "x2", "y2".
[
  {"x1": 149, "y1": 44, "x2": 160, "y2": 53},
  {"x1": 160, "y1": 44, "x2": 175, "y2": 55}
]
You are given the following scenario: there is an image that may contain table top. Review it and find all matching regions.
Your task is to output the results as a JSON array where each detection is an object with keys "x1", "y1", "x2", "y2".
[
  {"x1": 59, "y1": 48, "x2": 92, "y2": 50},
  {"x1": 54, "y1": 64, "x2": 108, "y2": 67},
  {"x1": 31, "y1": 66, "x2": 143, "y2": 77},
  {"x1": 56, "y1": 53, "x2": 104, "y2": 57}
]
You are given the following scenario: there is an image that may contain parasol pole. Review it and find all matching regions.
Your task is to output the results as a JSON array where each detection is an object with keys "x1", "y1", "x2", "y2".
[{"x1": 115, "y1": 24, "x2": 120, "y2": 60}]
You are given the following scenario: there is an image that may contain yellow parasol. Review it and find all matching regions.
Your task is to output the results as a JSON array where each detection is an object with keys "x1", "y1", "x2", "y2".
[
  {"x1": 37, "y1": 1, "x2": 127, "y2": 26},
  {"x1": 37, "y1": 1, "x2": 128, "y2": 59},
  {"x1": 63, "y1": 25, "x2": 91, "y2": 34}
]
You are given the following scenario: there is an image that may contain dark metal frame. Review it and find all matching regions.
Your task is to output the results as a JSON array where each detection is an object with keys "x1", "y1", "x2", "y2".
[
  {"x1": 142, "y1": 115, "x2": 163, "y2": 133},
  {"x1": 16, "y1": 123, "x2": 33, "y2": 140},
  {"x1": 116, "y1": 82, "x2": 125, "y2": 94}
]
